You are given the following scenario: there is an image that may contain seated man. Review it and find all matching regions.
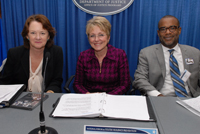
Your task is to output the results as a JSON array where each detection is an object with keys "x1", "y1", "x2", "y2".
[{"x1": 133, "y1": 15, "x2": 200, "y2": 97}]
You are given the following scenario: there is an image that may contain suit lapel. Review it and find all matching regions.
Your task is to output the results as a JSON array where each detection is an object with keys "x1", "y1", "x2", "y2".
[
  {"x1": 179, "y1": 45, "x2": 189, "y2": 70},
  {"x1": 155, "y1": 44, "x2": 166, "y2": 78},
  {"x1": 42, "y1": 47, "x2": 50, "y2": 75},
  {"x1": 179, "y1": 45, "x2": 194, "y2": 96},
  {"x1": 42, "y1": 47, "x2": 51, "y2": 89},
  {"x1": 21, "y1": 49, "x2": 29, "y2": 78}
]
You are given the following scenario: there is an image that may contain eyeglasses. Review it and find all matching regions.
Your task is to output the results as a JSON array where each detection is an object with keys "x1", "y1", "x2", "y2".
[
  {"x1": 158, "y1": 26, "x2": 180, "y2": 33},
  {"x1": 89, "y1": 34, "x2": 105, "y2": 39}
]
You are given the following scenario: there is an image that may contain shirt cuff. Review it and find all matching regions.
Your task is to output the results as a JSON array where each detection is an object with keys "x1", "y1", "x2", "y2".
[{"x1": 147, "y1": 90, "x2": 161, "y2": 96}]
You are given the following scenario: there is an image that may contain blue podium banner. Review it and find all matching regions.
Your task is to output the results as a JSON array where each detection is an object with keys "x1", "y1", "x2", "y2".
[
  {"x1": 73, "y1": 0, "x2": 134, "y2": 16},
  {"x1": 84, "y1": 125, "x2": 158, "y2": 134}
]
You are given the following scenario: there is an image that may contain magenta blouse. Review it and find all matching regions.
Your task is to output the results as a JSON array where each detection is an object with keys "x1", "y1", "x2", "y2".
[{"x1": 73, "y1": 44, "x2": 130, "y2": 95}]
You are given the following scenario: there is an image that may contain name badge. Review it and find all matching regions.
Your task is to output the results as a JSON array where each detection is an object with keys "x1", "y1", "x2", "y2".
[
  {"x1": 180, "y1": 69, "x2": 191, "y2": 82},
  {"x1": 185, "y1": 58, "x2": 194, "y2": 64}
]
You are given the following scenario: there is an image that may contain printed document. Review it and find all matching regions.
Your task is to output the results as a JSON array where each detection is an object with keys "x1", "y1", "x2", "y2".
[{"x1": 52, "y1": 93, "x2": 150, "y2": 121}]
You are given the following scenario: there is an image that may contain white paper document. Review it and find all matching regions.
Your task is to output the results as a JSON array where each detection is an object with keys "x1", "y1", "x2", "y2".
[
  {"x1": 176, "y1": 96, "x2": 200, "y2": 117},
  {"x1": 52, "y1": 93, "x2": 150, "y2": 121},
  {"x1": 52, "y1": 93, "x2": 103, "y2": 117},
  {"x1": 0, "y1": 84, "x2": 24, "y2": 103}
]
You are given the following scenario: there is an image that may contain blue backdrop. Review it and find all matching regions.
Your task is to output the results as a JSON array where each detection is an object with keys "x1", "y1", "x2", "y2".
[
  {"x1": 0, "y1": 18, "x2": 6, "y2": 66},
  {"x1": 1, "y1": 0, "x2": 200, "y2": 92}
]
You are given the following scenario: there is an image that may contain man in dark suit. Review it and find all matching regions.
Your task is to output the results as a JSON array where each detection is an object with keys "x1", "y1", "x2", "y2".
[{"x1": 133, "y1": 15, "x2": 200, "y2": 97}]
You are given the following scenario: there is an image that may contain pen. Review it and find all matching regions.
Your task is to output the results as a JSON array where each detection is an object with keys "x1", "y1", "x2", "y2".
[
  {"x1": 181, "y1": 70, "x2": 187, "y2": 79},
  {"x1": 52, "y1": 97, "x2": 60, "y2": 108}
]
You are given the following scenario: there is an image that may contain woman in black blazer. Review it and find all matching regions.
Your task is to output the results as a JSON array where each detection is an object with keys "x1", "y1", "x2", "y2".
[{"x1": 0, "y1": 14, "x2": 63, "y2": 93}]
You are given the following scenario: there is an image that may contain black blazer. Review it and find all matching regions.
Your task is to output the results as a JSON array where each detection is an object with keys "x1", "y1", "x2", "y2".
[{"x1": 0, "y1": 45, "x2": 63, "y2": 93}]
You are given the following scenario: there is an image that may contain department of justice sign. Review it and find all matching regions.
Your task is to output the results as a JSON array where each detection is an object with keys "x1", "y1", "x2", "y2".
[{"x1": 73, "y1": 0, "x2": 134, "y2": 16}]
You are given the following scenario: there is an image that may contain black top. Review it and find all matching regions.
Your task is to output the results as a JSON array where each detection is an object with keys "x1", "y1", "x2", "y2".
[{"x1": 0, "y1": 45, "x2": 63, "y2": 93}]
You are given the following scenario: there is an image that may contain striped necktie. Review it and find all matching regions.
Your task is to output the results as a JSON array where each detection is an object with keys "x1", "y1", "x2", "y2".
[{"x1": 169, "y1": 49, "x2": 188, "y2": 97}]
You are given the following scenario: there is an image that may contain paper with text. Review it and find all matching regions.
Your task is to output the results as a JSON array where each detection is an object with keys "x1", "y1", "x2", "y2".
[
  {"x1": 52, "y1": 93, "x2": 151, "y2": 121},
  {"x1": 52, "y1": 93, "x2": 103, "y2": 117},
  {"x1": 84, "y1": 125, "x2": 158, "y2": 134}
]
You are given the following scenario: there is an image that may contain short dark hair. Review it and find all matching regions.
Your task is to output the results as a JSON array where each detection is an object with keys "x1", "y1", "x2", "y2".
[
  {"x1": 158, "y1": 15, "x2": 180, "y2": 28},
  {"x1": 21, "y1": 14, "x2": 56, "y2": 49}
]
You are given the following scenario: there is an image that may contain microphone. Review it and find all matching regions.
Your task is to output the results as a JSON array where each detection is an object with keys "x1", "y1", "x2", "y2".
[{"x1": 29, "y1": 52, "x2": 58, "y2": 134}]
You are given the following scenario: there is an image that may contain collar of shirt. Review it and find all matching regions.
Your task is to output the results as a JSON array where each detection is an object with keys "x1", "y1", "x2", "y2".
[
  {"x1": 85, "y1": 44, "x2": 117, "y2": 62},
  {"x1": 161, "y1": 43, "x2": 181, "y2": 54}
]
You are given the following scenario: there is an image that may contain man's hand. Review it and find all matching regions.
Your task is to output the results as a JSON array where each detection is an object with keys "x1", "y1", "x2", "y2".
[{"x1": 158, "y1": 94, "x2": 164, "y2": 96}]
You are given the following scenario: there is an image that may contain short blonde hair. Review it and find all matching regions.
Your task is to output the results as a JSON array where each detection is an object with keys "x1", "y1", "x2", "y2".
[{"x1": 86, "y1": 16, "x2": 111, "y2": 37}]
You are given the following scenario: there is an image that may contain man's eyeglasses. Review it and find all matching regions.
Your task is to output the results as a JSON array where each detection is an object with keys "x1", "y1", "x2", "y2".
[{"x1": 159, "y1": 26, "x2": 180, "y2": 33}]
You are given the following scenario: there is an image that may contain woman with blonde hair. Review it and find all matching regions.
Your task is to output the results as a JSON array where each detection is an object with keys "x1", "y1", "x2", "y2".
[{"x1": 73, "y1": 16, "x2": 130, "y2": 95}]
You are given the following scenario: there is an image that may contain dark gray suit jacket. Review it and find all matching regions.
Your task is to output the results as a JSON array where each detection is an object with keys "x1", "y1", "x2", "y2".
[
  {"x1": 0, "y1": 45, "x2": 63, "y2": 93},
  {"x1": 133, "y1": 44, "x2": 200, "y2": 97}
]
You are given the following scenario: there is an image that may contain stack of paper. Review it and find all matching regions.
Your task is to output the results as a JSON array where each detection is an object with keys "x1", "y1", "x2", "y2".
[
  {"x1": 176, "y1": 96, "x2": 200, "y2": 117},
  {"x1": 0, "y1": 84, "x2": 24, "y2": 106}
]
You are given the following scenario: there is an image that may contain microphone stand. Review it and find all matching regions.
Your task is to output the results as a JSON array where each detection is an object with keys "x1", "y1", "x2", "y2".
[{"x1": 29, "y1": 53, "x2": 58, "y2": 134}]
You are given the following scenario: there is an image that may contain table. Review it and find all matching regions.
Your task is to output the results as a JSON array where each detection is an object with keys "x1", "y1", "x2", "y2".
[
  {"x1": 0, "y1": 93, "x2": 157, "y2": 134},
  {"x1": 149, "y1": 96, "x2": 200, "y2": 134}
]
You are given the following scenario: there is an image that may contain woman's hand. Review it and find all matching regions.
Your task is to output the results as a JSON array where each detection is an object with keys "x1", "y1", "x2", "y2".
[{"x1": 46, "y1": 90, "x2": 54, "y2": 93}]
